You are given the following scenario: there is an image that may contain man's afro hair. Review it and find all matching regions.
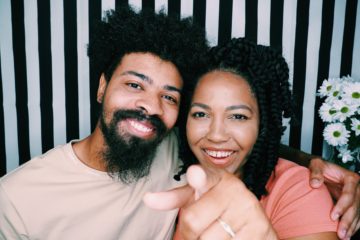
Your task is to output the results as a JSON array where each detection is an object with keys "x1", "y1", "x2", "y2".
[{"x1": 87, "y1": 6, "x2": 210, "y2": 84}]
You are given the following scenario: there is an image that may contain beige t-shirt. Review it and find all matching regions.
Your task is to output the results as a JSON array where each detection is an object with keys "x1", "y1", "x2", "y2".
[{"x1": 0, "y1": 131, "x2": 184, "y2": 240}]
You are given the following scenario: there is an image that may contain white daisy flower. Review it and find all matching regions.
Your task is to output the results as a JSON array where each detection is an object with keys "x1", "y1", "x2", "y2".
[
  {"x1": 319, "y1": 102, "x2": 337, "y2": 123},
  {"x1": 342, "y1": 75, "x2": 355, "y2": 83},
  {"x1": 323, "y1": 123, "x2": 350, "y2": 146},
  {"x1": 351, "y1": 118, "x2": 360, "y2": 136},
  {"x1": 342, "y1": 81, "x2": 360, "y2": 105},
  {"x1": 318, "y1": 76, "x2": 360, "y2": 168},
  {"x1": 318, "y1": 78, "x2": 342, "y2": 98},
  {"x1": 332, "y1": 99, "x2": 357, "y2": 122},
  {"x1": 338, "y1": 147, "x2": 354, "y2": 163}
]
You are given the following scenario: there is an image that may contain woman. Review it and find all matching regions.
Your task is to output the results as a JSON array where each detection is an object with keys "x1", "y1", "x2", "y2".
[{"x1": 174, "y1": 38, "x2": 338, "y2": 239}]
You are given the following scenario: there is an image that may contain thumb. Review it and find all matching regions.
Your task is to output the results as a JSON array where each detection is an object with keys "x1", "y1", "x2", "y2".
[
  {"x1": 187, "y1": 164, "x2": 224, "y2": 199},
  {"x1": 143, "y1": 164, "x2": 223, "y2": 210},
  {"x1": 143, "y1": 184, "x2": 193, "y2": 210},
  {"x1": 309, "y1": 157, "x2": 325, "y2": 188}
]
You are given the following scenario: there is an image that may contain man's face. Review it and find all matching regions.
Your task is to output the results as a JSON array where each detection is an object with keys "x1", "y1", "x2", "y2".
[{"x1": 97, "y1": 53, "x2": 183, "y2": 183}]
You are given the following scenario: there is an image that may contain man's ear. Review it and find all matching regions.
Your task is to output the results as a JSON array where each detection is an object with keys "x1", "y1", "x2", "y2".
[{"x1": 97, "y1": 74, "x2": 107, "y2": 103}]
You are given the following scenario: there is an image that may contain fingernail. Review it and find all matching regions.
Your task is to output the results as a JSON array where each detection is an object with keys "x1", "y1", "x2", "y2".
[
  {"x1": 331, "y1": 212, "x2": 340, "y2": 221},
  {"x1": 310, "y1": 179, "x2": 321, "y2": 187},
  {"x1": 339, "y1": 228, "x2": 347, "y2": 238}
]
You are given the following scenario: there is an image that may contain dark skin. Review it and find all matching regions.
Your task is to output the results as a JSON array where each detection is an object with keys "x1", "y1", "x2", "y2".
[{"x1": 279, "y1": 144, "x2": 312, "y2": 167}]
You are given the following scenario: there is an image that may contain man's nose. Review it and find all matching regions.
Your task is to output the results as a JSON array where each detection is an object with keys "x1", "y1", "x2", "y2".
[{"x1": 135, "y1": 96, "x2": 164, "y2": 116}]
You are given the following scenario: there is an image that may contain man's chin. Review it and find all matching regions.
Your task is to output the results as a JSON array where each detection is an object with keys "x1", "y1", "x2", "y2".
[{"x1": 103, "y1": 133, "x2": 168, "y2": 184}]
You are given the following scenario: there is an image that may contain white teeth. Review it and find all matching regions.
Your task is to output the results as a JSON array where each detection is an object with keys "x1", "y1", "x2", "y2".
[
  {"x1": 129, "y1": 120, "x2": 152, "y2": 133},
  {"x1": 205, "y1": 150, "x2": 233, "y2": 158}
]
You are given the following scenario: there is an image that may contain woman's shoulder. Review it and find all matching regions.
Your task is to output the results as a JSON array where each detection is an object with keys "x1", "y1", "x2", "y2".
[
  {"x1": 274, "y1": 158, "x2": 307, "y2": 175},
  {"x1": 264, "y1": 157, "x2": 333, "y2": 218},
  {"x1": 262, "y1": 159, "x2": 338, "y2": 239},
  {"x1": 266, "y1": 158, "x2": 310, "y2": 191}
]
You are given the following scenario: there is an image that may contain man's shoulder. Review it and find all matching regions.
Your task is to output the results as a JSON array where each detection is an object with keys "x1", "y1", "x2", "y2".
[{"x1": 0, "y1": 143, "x2": 70, "y2": 188}]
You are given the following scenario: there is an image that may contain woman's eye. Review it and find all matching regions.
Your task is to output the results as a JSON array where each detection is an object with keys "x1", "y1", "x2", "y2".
[
  {"x1": 230, "y1": 114, "x2": 248, "y2": 120},
  {"x1": 163, "y1": 95, "x2": 178, "y2": 104},
  {"x1": 191, "y1": 112, "x2": 207, "y2": 118},
  {"x1": 126, "y1": 82, "x2": 142, "y2": 90}
]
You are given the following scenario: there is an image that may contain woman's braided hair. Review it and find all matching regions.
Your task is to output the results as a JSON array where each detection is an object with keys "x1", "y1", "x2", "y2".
[{"x1": 177, "y1": 38, "x2": 294, "y2": 199}]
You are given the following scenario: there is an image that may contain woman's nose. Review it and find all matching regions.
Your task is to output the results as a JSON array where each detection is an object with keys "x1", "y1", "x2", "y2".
[{"x1": 206, "y1": 119, "x2": 229, "y2": 142}]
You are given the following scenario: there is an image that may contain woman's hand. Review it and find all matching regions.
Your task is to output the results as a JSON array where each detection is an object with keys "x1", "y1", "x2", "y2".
[{"x1": 144, "y1": 165, "x2": 278, "y2": 240}]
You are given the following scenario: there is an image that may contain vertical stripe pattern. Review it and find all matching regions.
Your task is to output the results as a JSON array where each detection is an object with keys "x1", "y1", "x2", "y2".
[
  {"x1": 245, "y1": 0, "x2": 258, "y2": 42},
  {"x1": 1, "y1": 0, "x2": 19, "y2": 172},
  {"x1": 51, "y1": 0, "x2": 66, "y2": 147},
  {"x1": 89, "y1": 0, "x2": 102, "y2": 130},
  {"x1": 38, "y1": 0, "x2": 54, "y2": 153},
  {"x1": 11, "y1": 0, "x2": 31, "y2": 164},
  {"x1": 0, "y1": 56, "x2": 5, "y2": 177},
  {"x1": 64, "y1": 0, "x2": 80, "y2": 141},
  {"x1": 289, "y1": 0, "x2": 310, "y2": 149},
  {"x1": 1, "y1": 0, "x2": 359, "y2": 177},
  {"x1": 312, "y1": 0, "x2": 335, "y2": 155}
]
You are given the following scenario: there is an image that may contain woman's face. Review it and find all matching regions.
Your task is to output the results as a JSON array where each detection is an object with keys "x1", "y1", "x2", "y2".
[{"x1": 186, "y1": 70, "x2": 260, "y2": 175}]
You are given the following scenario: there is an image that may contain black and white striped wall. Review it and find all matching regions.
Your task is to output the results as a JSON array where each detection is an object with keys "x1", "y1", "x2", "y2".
[{"x1": 1, "y1": 0, "x2": 359, "y2": 176}]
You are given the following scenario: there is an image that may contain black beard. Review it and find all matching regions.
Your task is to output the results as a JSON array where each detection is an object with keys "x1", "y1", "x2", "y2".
[{"x1": 99, "y1": 109, "x2": 168, "y2": 184}]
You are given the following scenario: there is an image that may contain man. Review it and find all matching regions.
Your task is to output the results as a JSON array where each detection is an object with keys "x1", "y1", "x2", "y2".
[
  {"x1": 0, "y1": 7, "x2": 208, "y2": 239},
  {"x1": 0, "y1": 5, "x2": 359, "y2": 240}
]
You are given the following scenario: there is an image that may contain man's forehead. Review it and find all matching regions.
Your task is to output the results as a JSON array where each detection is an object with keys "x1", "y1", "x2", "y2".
[{"x1": 113, "y1": 53, "x2": 183, "y2": 89}]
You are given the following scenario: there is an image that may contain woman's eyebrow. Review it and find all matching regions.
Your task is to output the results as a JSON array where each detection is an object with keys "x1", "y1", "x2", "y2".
[
  {"x1": 226, "y1": 105, "x2": 253, "y2": 113},
  {"x1": 190, "y1": 102, "x2": 210, "y2": 109},
  {"x1": 191, "y1": 103, "x2": 253, "y2": 113}
]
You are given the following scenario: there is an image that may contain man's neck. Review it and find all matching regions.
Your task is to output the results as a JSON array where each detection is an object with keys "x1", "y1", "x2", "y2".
[{"x1": 72, "y1": 126, "x2": 108, "y2": 172}]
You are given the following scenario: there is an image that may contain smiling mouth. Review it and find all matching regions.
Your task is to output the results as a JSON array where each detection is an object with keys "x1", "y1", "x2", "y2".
[
  {"x1": 125, "y1": 119, "x2": 156, "y2": 139},
  {"x1": 129, "y1": 120, "x2": 154, "y2": 133},
  {"x1": 203, "y1": 149, "x2": 234, "y2": 159}
]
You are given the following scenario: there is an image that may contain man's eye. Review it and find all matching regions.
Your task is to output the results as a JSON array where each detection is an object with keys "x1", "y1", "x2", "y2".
[
  {"x1": 191, "y1": 112, "x2": 207, "y2": 118},
  {"x1": 162, "y1": 95, "x2": 178, "y2": 104},
  {"x1": 127, "y1": 83, "x2": 142, "y2": 89},
  {"x1": 230, "y1": 114, "x2": 248, "y2": 120}
]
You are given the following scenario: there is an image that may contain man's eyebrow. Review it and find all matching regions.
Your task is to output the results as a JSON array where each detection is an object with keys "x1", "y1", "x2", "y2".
[
  {"x1": 121, "y1": 70, "x2": 181, "y2": 94},
  {"x1": 164, "y1": 85, "x2": 182, "y2": 94},
  {"x1": 120, "y1": 71, "x2": 153, "y2": 84}
]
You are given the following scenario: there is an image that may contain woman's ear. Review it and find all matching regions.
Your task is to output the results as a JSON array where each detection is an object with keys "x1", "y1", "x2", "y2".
[{"x1": 97, "y1": 74, "x2": 107, "y2": 103}]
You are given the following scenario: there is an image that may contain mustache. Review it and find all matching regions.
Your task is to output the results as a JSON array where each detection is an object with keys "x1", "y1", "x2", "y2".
[{"x1": 112, "y1": 109, "x2": 167, "y2": 133}]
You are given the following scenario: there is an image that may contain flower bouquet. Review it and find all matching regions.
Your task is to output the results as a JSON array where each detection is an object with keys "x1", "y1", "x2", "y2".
[{"x1": 318, "y1": 75, "x2": 360, "y2": 172}]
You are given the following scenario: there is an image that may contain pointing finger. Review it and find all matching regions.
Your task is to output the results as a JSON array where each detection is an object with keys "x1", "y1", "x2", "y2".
[{"x1": 143, "y1": 184, "x2": 193, "y2": 210}]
